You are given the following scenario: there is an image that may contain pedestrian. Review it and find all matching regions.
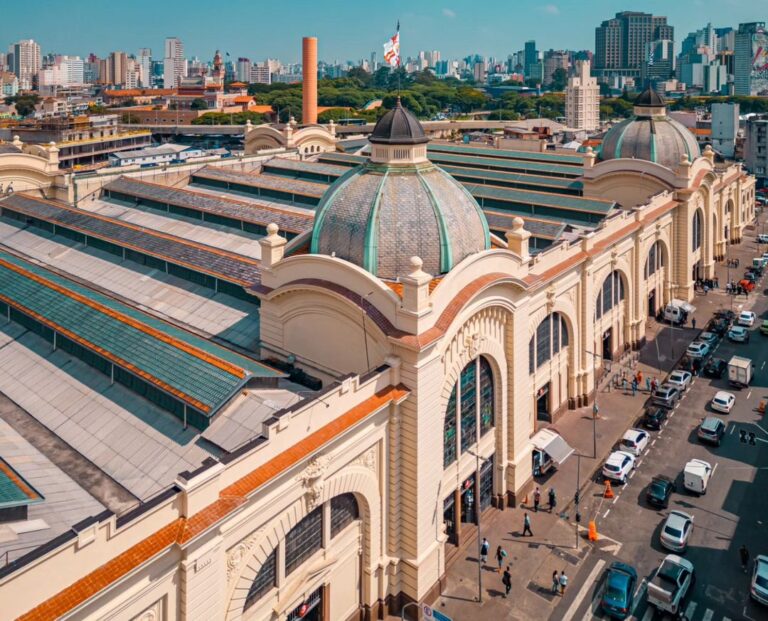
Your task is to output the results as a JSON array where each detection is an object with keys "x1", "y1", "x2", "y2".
[
  {"x1": 522, "y1": 512, "x2": 533, "y2": 537},
  {"x1": 551, "y1": 570, "x2": 560, "y2": 594},
  {"x1": 740, "y1": 544, "x2": 750, "y2": 574},
  {"x1": 636, "y1": 370, "x2": 643, "y2": 385},
  {"x1": 559, "y1": 570, "x2": 568, "y2": 596},
  {"x1": 645, "y1": 377, "x2": 651, "y2": 393},
  {"x1": 714, "y1": 276, "x2": 719, "y2": 288},
  {"x1": 548, "y1": 487, "x2": 556, "y2": 513},
  {"x1": 480, "y1": 537, "x2": 489, "y2": 564},
  {"x1": 631, "y1": 378, "x2": 638, "y2": 396},
  {"x1": 496, "y1": 545, "x2": 507, "y2": 571},
  {"x1": 533, "y1": 486, "x2": 541, "y2": 512},
  {"x1": 502, "y1": 565, "x2": 512, "y2": 598},
  {"x1": 692, "y1": 317, "x2": 696, "y2": 330},
  {"x1": 622, "y1": 377, "x2": 627, "y2": 393}
]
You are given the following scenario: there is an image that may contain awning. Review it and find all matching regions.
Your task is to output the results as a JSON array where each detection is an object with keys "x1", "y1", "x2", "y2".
[{"x1": 531, "y1": 429, "x2": 574, "y2": 465}]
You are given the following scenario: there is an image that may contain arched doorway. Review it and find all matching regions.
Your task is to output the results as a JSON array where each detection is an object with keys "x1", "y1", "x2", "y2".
[
  {"x1": 594, "y1": 270, "x2": 628, "y2": 360},
  {"x1": 644, "y1": 240, "x2": 667, "y2": 317},
  {"x1": 528, "y1": 312, "x2": 570, "y2": 422},
  {"x1": 691, "y1": 209, "x2": 703, "y2": 281}
]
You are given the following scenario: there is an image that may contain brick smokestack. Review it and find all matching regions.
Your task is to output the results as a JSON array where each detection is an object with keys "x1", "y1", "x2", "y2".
[{"x1": 302, "y1": 36, "x2": 318, "y2": 125}]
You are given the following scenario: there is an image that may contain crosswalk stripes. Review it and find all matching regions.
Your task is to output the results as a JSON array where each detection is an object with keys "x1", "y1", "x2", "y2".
[
  {"x1": 628, "y1": 601, "x2": 733, "y2": 621},
  {"x1": 685, "y1": 601, "x2": 698, "y2": 619},
  {"x1": 701, "y1": 608, "x2": 714, "y2": 621}
]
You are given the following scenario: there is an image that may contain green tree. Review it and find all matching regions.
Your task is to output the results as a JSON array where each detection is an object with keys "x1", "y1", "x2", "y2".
[
  {"x1": 550, "y1": 68, "x2": 567, "y2": 92},
  {"x1": 190, "y1": 98, "x2": 208, "y2": 110},
  {"x1": 345, "y1": 67, "x2": 372, "y2": 88},
  {"x1": 5, "y1": 94, "x2": 39, "y2": 117}
]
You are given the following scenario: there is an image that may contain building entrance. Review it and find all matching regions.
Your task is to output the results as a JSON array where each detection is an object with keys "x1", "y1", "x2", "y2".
[
  {"x1": 648, "y1": 288, "x2": 656, "y2": 317},
  {"x1": 536, "y1": 383, "x2": 550, "y2": 422},
  {"x1": 602, "y1": 328, "x2": 613, "y2": 360},
  {"x1": 287, "y1": 587, "x2": 323, "y2": 621}
]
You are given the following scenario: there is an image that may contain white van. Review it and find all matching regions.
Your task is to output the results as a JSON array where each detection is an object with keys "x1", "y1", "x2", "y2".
[
  {"x1": 683, "y1": 459, "x2": 712, "y2": 495},
  {"x1": 663, "y1": 300, "x2": 696, "y2": 325},
  {"x1": 759, "y1": 234, "x2": 768, "y2": 244}
]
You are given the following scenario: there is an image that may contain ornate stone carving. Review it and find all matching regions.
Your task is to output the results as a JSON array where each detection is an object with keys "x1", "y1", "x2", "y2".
[
  {"x1": 462, "y1": 332, "x2": 485, "y2": 358},
  {"x1": 226, "y1": 529, "x2": 265, "y2": 583},
  {"x1": 297, "y1": 454, "x2": 330, "y2": 511},
  {"x1": 353, "y1": 447, "x2": 377, "y2": 472}
]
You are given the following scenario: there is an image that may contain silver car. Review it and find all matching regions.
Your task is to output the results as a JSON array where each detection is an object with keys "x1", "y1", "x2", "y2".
[
  {"x1": 752, "y1": 555, "x2": 768, "y2": 605},
  {"x1": 653, "y1": 384, "x2": 680, "y2": 409},
  {"x1": 660, "y1": 510, "x2": 694, "y2": 552}
]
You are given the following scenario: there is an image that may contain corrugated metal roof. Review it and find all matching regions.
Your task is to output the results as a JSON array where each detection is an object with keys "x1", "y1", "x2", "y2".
[
  {"x1": 426, "y1": 151, "x2": 583, "y2": 178},
  {"x1": 0, "y1": 194, "x2": 261, "y2": 286},
  {"x1": 319, "y1": 153, "x2": 366, "y2": 167},
  {"x1": 104, "y1": 176, "x2": 313, "y2": 235},
  {"x1": 464, "y1": 183, "x2": 616, "y2": 216},
  {"x1": 193, "y1": 166, "x2": 327, "y2": 198},
  {"x1": 483, "y1": 209, "x2": 569, "y2": 238},
  {"x1": 0, "y1": 456, "x2": 44, "y2": 509},
  {"x1": 0, "y1": 251, "x2": 282, "y2": 417},
  {"x1": 262, "y1": 158, "x2": 348, "y2": 178},
  {"x1": 438, "y1": 164, "x2": 583, "y2": 193},
  {"x1": 427, "y1": 142, "x2": 585, "y2": 165}
]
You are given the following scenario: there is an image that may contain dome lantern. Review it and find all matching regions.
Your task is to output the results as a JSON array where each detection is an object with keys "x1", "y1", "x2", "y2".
[{"x1": 369, "y1": 98, "x2": 430, "y2": 165}]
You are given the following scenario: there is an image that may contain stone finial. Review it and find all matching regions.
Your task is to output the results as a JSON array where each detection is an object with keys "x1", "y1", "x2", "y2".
[
  {"x1": 401, "y1": 255, "x2": 432, "y2": 314},
  {"x1": 583, "y1": 145, "x2": 597, "y2": 169},
  {"x1": 289, "y1": 115, "x2": 297, "y2": 127},
  {"x1": 245, "y1": 119, "x2": 253, "y2": 133},
  {"x1": 677, "y1": 153, "x2": 692, "y2": 178},
  {"x1": 11, "y1": 135, "x2": 22, "y2": 148},
  {"x1": 703, "y1": 144, "x2": 715, "y2": 164},
  {"x1": 328, "y1": 119, "x2": 336, "y2": 136},
  {"x1": 506, "y1": 219, "x2": 531, "y2": 262},
  {"x1": 259, "y1": 222, "x2": 287, "y2": 268}
]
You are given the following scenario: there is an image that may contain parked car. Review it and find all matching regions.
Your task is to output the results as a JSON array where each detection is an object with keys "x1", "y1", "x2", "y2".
[
  {"x1": 667, "y1": 370, "x2": 692, "y2": 392},
  {"x1": 620, "y1": 429, "x2": 650, "y2": 456},
  {"x1": 647, "y1": 555, "x2": 694, "y2": 616},
  {"x1": 600, "y1": 562, "x2": 638, "y2": 619},
  {"x1": 743, "y1": 271, "x2": 757, "y2": 283},
  {"x1": 703, "y1": 357, "x2": 726, "y2": 378},
  {"x1": 706, "y1": 317, "x2": 729, "y2": 336},
  {"x1": 711, "y1": 390, "x2": 736, "y2": 413},
  {"x1": 653, "y1": 384, "x2": 681, "y2": 409},
  {"x1": 761, "y1": 320, "x2": 768, "y2": 336},
  {"x1": 751, "y1": 555, "x2": 768, "y2": 606},
  {"x1": 684, "y1": 459, "x2": 712, "y2": 495},
  {"x1": 739, "y1": 279, "x2": 756, "y2": 293},
  {"x1": 660, "y1": 510, "x2": 694, "y2": 552},
  {"x1": 646, "y1": 475, "x2": 676, "y2": 508},
  {"x1": 698, "y1": 416, "x2": 726, "y2": 446},
  {"x1": 603, "y1": 450, "x2": 636, "y2": 484},
  {"x1": 728, "y1": 326, "x2": 750, "y2": 343},
  {"x1": 714, "y1": 309, "x2": 736, "y2": 323},
  {"x1": 739, "y1": 311, "x2": 757, "y2": 327},
  {"x1": 697, "y1": 331, "x2": 718, "y2": 347},
  {"x1": 685, "y1": 341, "x2": 711, "y2": 359},
  {"x1": 642, "y1": 407, "x2": 668, "y2": 430}
]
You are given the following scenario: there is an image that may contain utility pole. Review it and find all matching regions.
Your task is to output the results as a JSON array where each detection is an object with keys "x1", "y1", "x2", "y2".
[{"x1": 574, "y1": 453, "x2": 581, "y2": 550}]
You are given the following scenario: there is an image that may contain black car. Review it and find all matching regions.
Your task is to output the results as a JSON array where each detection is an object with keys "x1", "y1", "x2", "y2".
[
  {"x1": 703, "y1": 357, "x2": 727, "y2": 378},
  {"x1": 706, "y1": 318, "x2": 729, "y2": 336},
  {"x1": 646, "y1": 475, "x2": 676, "y2": 508},
  {"x1": 642, "y1": 407, "x2": 668, "y2": 430},
  {"x1": 714, "y1": 309, "x2": 736, "y2": 324}
]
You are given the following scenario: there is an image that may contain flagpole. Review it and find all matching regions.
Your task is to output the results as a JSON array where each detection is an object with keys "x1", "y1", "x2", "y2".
[{"x1": 396, "y1": 20, "x2": 401, "y2": 98}]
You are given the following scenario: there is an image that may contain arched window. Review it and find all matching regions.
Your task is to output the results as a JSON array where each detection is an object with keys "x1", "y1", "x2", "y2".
[
  {"x1": 244, "y1": 549, "x2": 277, "y2": 611},
  {"x1": 285, "y1": 506, "x2": 323, "y2": 576},
  {"x1": 644, "y1": 241, "x2": 665, "y2": 278},
  {"x1": 595, "y1": 271, "x2": 625, "y2": 320},
  {"x1": 443, "y1": 356, "x2": 495, "y2": 468},
  {"x1": 529, "y1": 313, "x2": 569, "y2": 374},
  {"x1": 331, "y1": 493, "x2": 359, "y2": 537},
  {"x1": 692, "y1": 209, "x2": 702, "y2": 252}
]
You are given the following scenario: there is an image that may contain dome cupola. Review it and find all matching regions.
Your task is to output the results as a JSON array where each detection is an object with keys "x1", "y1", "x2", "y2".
[{"x1": 310, "y1": 101, "x2": 490, "y2": 280}]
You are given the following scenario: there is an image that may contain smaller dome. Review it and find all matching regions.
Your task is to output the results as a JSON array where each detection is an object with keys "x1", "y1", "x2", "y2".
[
  {"x1": 369, "y1": 98, "x2": 428, "y2": 145},
  {"x1": 634, "y1": 87, "x2": 665, "y2": 109}
]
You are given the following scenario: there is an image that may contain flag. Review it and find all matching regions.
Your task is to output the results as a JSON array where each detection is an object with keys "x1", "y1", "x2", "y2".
[{"x1": 383, "y1": 23, "x2": 400, "y2": 68}]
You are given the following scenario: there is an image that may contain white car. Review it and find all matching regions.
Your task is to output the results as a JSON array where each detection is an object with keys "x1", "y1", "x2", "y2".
[
  {"x1": 620, "y1": 428, "x2": 649, "y2": 456},
  {"x1": 728, "y1": 326, "x2": 750, "y2": 343},
  {"x1": 711, "y1": 390, "x2": 736, "y2": 414},
  {"x1": 685, "y1": 341, "x2": 711, "y2": 359},
  {"x1": 660, "y1": 510, "x2": 694, "y2": 552},
  {"x1": 602, "y1": 450, "x2": 636, "y2": 484},
  {"x1": 698, "y1": 331, "x2": 718, "y2": 347},
  {"x1": 667, "y1": 370, "x2": 692, "y2": 392},
  {"x1": 738, "y1": 311, "x2": 757, "y2": 327},
  {"x1": 752, "y1": 555, "x2": 768, "y2": 605}
]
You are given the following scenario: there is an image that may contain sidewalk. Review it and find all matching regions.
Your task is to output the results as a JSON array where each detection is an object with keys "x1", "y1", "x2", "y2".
[{"x1": 423, "y1": 216, "x2": 768, "y2": 621}]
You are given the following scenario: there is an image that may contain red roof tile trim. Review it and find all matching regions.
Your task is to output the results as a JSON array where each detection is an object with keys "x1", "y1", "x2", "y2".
[{"x1": 16, "y1": 385, "x2": 408, "y2": 621}]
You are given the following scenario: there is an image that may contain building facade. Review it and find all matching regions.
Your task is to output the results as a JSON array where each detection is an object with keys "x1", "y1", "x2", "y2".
[
  {"x1": 711, "y1": 102, "x2": 740, "y2": 158},
  {"x1": 566, "y1": 60, "x2": 599, "y2": 131},
  {"x1": 164, "y1": 37, "x2": 186, "y2": 89},
  {"x1": 744, "y1": 114, "x2": 768, "y2": 186},
  {"x1": 734, "y1": 22, "x2": 768, "y2": 96},
  {"x1": 8, "y1": 39, "x2": 41, "y2": 91},
  {"x1": 594, "y1": 12, "x2": 673, "y2": 80}
]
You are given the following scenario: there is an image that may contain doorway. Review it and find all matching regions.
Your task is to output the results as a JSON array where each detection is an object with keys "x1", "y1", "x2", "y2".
[
  {"x1": 536, "y1": 383, "x2": 550, "y2": 422},
  {"x1": 287, "y1": 587, "x2": 323, "y2": 621},
  {"x1": 443, "y1": 493, "x2": 456, "y2": 545},
  {"x1": 602, "y1": 328, "x2": 613, "y2": 361},
  {"x1": 648, "y1": 289, "x2": 656, "y2": 317},
  {"x1": 460, "y1": 474, "x2": 477, "y2": 525}
]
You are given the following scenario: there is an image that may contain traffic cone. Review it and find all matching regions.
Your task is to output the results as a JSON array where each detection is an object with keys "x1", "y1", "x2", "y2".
[
  {"x1": 523, "y1": 493, "x2": 529, "y2": 506},
  {"x1": 604, "y1": 480, "x2": 615, "y2": 499},
  {"x1": 588, "y1": 520, "x2": 599, "y2": 542}
]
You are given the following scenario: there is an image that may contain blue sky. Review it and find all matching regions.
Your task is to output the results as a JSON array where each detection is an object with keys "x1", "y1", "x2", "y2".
[{"x1": 1, "y1": 0, "x2": 763, "y2": 62}]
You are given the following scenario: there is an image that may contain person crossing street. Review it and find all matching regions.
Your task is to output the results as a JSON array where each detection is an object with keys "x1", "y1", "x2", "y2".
[{"x1": 522, "y1": 513, "x2": 533, "y2": 537}]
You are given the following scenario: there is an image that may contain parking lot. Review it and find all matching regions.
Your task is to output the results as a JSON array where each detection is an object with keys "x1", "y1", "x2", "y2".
[{"x1": 553, "y1": 256, "x2": 768, "y2": 620}]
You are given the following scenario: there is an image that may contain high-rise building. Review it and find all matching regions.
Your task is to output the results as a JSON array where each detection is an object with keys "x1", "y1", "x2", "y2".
[
  {"x1": 524, "y1": 41, "x2": 538, "y2": 79},
  {"x1": 236, "y1": 57, "x2": 251, "y2": 83},
  {"x1": 137, "y1": 49, "x2": 152, "y2": 88},
  {"x1": 744, "y1": 114, "x2": 768, "y2": 183},
  {"x1": 37, "y1": 55, "x2": 84, "y2": 93},
  {"x1": 566, "y1": 60, "x2": 599, "y2": 131},
  {"x1": 735, "y1": 22, "x2": 768, "y2": 96},
  {"x1": 594, "y1": 12, "x2": 673, "y2": 80},
  {"x1": 543, "y1": 50, "x2": 569, "y2": 86},
  {"x1": 250, "y1": 63, "x2": 271, "y2": 85},
  {"x1": 641, "y1": 39, "x2": 675, "y2": 87},
  {"x1": 711, "y1": 102, "x2": 739, "y2": 158},
  {"x1": 677, "y1": 24, "x2": 728, "y2": 93},
  {"x1": 9, "y1": 39, "x2": 41, "y2": 90},
  {"x1": 163, "y1": 37, "x2": 185, "y2": 88}
]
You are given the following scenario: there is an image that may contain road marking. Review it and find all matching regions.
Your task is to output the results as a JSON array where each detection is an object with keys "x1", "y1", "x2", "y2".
[
  {"x1": 713, "y1": 462, "x2": 719, "y2": 476},
  {"x1": 561, "y1": 559, "x2": 606, "y2": 621},
  {"x1": 730, "y1": 425, "x2": 736, "y2": 435},
  {"x1": 756, "y1": 422, "x2": 768, "y2": 437},
  {"x1": 651, "y1": 439, "x2": 657, "y2": 446},
  {"x1": 747, "y1": 390, "x2": 753, "y2": 399},
  {"x1": 639, "y1": 609, "x2": 653, "y2": 621},
  {"x1": 701, "y1": 609, "x2": 714, "y2": 621},
  {"x1": 685, "y1": 600, "x2": 698, "y2": 618},
  {"x1": 603, "y1": 508, "x2": 610, "y2": 519},
  {"x1": 612, "y1": 495, "x2": 618, "y2": 504},
  {"x1": 630, "y1": 579, "x2": 648, "y2": 616},
  {"x1": 629, "y1": 471, "x2": 636, "y2": 479}
]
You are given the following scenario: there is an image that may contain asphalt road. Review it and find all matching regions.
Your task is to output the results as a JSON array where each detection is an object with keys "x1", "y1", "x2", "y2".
[{"x1": 553, "y1": 294, "x2": 768, "y2": 620}]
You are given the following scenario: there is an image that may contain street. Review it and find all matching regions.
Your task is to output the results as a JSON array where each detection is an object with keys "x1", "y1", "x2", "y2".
[{"x1": 552, "y1": 278, "x2": 768, "y2": 620}]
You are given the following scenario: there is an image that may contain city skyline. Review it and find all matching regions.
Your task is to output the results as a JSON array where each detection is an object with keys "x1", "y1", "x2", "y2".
[{"x1": 2, "y1": 0, "x2": 763, "y2": 63}]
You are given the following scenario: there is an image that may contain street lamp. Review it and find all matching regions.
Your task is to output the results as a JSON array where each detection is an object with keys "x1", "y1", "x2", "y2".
[
  {"x1": 583, "y1": 350, "x2": 601, "y2": 459},
  {"x1": 467, "y1": 449, "x2": 489, "y2": 603}
]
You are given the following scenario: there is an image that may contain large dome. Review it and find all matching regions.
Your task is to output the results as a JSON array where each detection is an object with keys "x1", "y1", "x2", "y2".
[
  {"x1": 600, "y1": 88, "x2": 700, "y2": 170},
  {"x1": 310, "y1": 102, "x2": 490, "y2": 280}
]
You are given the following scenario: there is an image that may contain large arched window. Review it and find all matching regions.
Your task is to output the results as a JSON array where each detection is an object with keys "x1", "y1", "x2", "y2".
[
  {"x1": 528, "y1": 312, "x2": 569, "y2": 374},
  {"x1": 244, "y1": 549, "x2": 277, "y2": 611},
  {"x1": 595, "y1": 270, "x2": 625, "y2": 320},
  {"x1": 644, "y1": 240, "x2": 665, "y2": 278},
  {"x1": 692, "y1": 209, "x2": 703, "y2": 252},
  {"x1": 331, "y1": 493, "x2": 359, "y2": 537},
  {"x1": 443, "y1": 357, "x2": 495, "y2": 468}
]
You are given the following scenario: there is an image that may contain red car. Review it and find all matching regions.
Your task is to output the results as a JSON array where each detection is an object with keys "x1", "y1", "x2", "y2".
[{"x1": 739, "y1": 279, "x2": 756, "y2": 292}]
